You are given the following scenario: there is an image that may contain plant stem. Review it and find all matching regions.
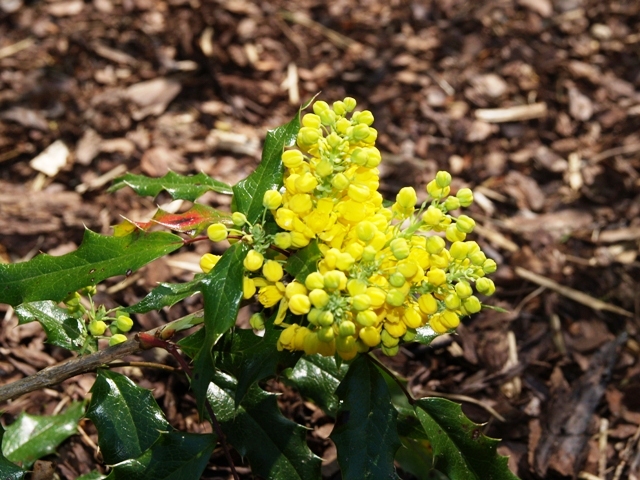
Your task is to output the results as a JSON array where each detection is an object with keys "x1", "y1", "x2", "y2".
[{"x1": 137, "y1": 333, "x2": 240, "y2": 480}]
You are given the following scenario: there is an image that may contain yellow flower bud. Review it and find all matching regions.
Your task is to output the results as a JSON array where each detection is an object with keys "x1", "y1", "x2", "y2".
[
  {"x1": 89, "y1": 320, "x2": 107, "y2": 336},
  {"x1": 476, "y1": 278, "x2": 496, "y2": 296},
  {"x1": 390, "y1": 238, "x2": 410, "y2": 260},
  {"x1": 243, "y1": 277, "x2": 256, "y2": 299},
  {"x1": 336, "y1": 252, "x2": 355, "y2": 271},
  {"x1": 456, "y1": 215, "x2": 475, "y2": 234},
  {"x1": 305, "y1": 272, "x2": 325, "y2": 291},
  {"x1": 385, "y1": 320, "x2": 407, "y2": 338},
  {"x1": 263, "y1": 190, "x2": 283, "y2": 210},
  {"x1": 277, "y1": 324, "x2": 299, "y2": 351},
  {"x1": 331, "y1": 173, "x2": 350, "y2": 190},
  {"x1": 285, "y1": 281, "x2": 307, "y2": 299},
  {"x1": 289, "y1": 294, "x2": 311, "y2": 315},
  {"x1": 444, "y1": 196, "x2": 461, "y2": 211},
  {"x1": 309, "y1": 289, "x2": 330, "y2": 309},
  {"x1": 243, "y1": 250, "x2": 264, "y2": 271},
  {"x1": 116, "y1": 315, "x2": 133, "y2": 333},
  {"x1": 302, "y1": 113, "x2": 322, "y2": 129},
  {"x1": 343, "y1": 97, "x2": 357, "y2": 112},
  {"x1": 469, "y1": 251, "x2": 487, "y2": 266},
  {"x1": 323, "y1": 270, "x2": 346, "y2": 291},
  {"x1": 347, "y1": 279, "x2": 368, "y2": 296},
  {"x1": 207, "y1": 223, "x2": 228, "y2": 242},
  {"x1": 366, "y1": 287, "x2": 387, "y2": 308},
  {"x1": 109, "y1": 334, "x2": 127, "y2": 346},
  {"x1": 351, "y1": 124, "x2": 370, "y2": 141},
  {"x1": 380, "y1": 329, "x2": 399, "y2": 348},
  {"x1": 356, "y1": 310, "x2": 377, "y2": 327},
  {"x1": 444, "y1": 293, "x2": 461, "y2": 310},
  {"x1": 315, "y1": 160, "x2": 334, "y2": 177},
  {"x1": 455, "y1": 281, "x2": 473, "y2": 299},
  {"x1": 249, "y1": 312, "x2": 265, "y2": 330},
  {"x1": 418, "y1": 293, "x2": 438, "y2": 315},
  {"x1": 429, "y1": 315, "x2": 449, "y2": 334},
  {"x1": 297, "y1": 127, "x2": 321, "y2": 146},
  {"x1": 462, "y1": 295, "x2": 482, "y2": 314},
  {"x1": 396, "y1": 187, "x2": 417, "y2": 209},
  {"x1": 440, "y1": 310, "x2": 460, "y2": 329},
  {"x1": 445, "y1": 224, "x2": 466, "y2": 242},
  {"x1": 282, "y1": 150, "x2": 305, "y2": 168},
  {"x1": 356, "y1": 221, "x2": 377, "y2": 242},
  {"x1": 338, "y1": 320, "x2": 356, "y2": 337},
  {"x1": 200, "y1": 253, "x2": 221, "y2": 274},
  {"x1": 435, "y1": 171, "x2": 452, "y2": 188},
  {"x1": 427, "y1": 268, "x2": 447, "y2": 287},
  {"x1": 403, "y1": 307, "x2": 423, "y2": 329},
  {"x1": 359, "y1": 326, "x2": 380, "y2": 347},
  {"x1": 425, "y1": 236, "x2": 446, "y2": 255},
  {"x1": 386, "y1": 288, "x2": 406, "y2": 307},
  {"x1": 351, "y1": 294, "x2": 371, "y2": 311},
  {"x1": 262, "y1": 260, "x2": 284, "y2": 283},
  {"x1": 258, "y1": 284, "x2": 284, "y2": 307},
  {"x1": 483, "y1": 259, "x2": 498, "y2": 274},
  {"x1": 456, "y1": 188, "x2": 474, "y2": 207},
  {"x1": 317, "y1": 325, "x2": 335, "y2": 342},
  {"x1": 273, "y1": 232, "x2": 292, "y2": 250},
  {"x1": 449, "y1": 241, "x2": 469, "y2": 260},
  {"x1": 422, "y1": 206, "x2": 444, "y2": 226}
]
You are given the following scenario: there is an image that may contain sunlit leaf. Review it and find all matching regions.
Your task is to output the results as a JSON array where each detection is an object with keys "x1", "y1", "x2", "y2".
[
  {"x1": 415, "y1": 398, "x2": 519, "y2": 480},
  {"x1": 109, "y1": 171, "x2": 232, "y2": 201},
  {"x1": 330, "y1": 355, "x2": 400, "y2": 480},
  {"x1": 191, "y1": 241, "x2": 249, "y2": 417},
  {"x1": 207, "y1": 372, "x2": 321, "y2": 479},
  {"x1": 86, "y1": 370, "x2": 169, "y2": 465},
  {"x1": 415, "y1": 324, "x2": 442, "y2": 345},
  {"x1": 0, "y1": 229, "x2": 182, "y2": 307},
  {"x1": 15, "y1": 301, "x2": 88, "y2": 352},
  {"x1": 125, "y1": 278, "x2": 203, "y2": 314},
  {"x1": 232, "y1": 112, "x2": 300, "y2": 223},
  {"x1": 285, "y1": 354, "x2": 348, "y2": 414},
  {"x1": 106, "y1": 432, "x2": 216, "y2": 480},
  {"x1": 0, "y1": 425, "x2": 26, "y2": 479},
  {"x1": 2, "y1": 402, "x2": 85, "y2": 468}
]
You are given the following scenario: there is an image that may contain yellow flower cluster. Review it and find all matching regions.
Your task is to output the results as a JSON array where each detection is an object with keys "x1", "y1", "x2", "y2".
[{"x1": 202, "y1": 98, "x2": 496, "y2": 360}]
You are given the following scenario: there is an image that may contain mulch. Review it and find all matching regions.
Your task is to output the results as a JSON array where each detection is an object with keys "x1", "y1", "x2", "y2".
[{"x1": 1, "y1": 0, "x2": 639, "y2": 478}]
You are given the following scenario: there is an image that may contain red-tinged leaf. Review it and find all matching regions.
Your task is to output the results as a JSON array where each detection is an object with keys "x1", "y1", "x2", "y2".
[{"x1": 151, "y1": 204, "x2": 232, "y2": 235}]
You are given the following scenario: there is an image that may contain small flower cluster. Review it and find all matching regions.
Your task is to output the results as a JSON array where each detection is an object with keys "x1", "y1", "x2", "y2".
[
  {"x1": 63, "y1": 288, "x2": 134, "y2": 346},
  {"x1": 202, "y1": 98, "x2": 496, "y2": 360}
]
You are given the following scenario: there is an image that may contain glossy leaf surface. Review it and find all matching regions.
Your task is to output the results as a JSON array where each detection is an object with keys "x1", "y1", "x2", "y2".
[
  {"x1": 0, "y1": 425, "x2": 26, "y2": 479},
  {"x1": 109, "y1": 171, "x2": 232, "y2": 200},
  {"x1": 15, "y1": 301, "x2": 88, "y2": 352},
  {"x1": 86, "y1": 370, "x2": 169, "y2": 465},
  {"x1": 0, "y1": 229, "x2": 182, "y2": 307}
]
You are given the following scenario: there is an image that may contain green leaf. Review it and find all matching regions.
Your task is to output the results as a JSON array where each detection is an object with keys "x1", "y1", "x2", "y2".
[
  {"x1": 0, "y1": 229, "x2": 182, "y2": 307},
  {"x1": 77, "y1": 471, "x2": 106, "y2": 480},
  {"x1": 215, "y1": 315, "x2": 301, "y2": 407},
  {"x1": 284, "y1": 241, "x2": 323, "y2": 283},
  {"x1": 395, "y1": 436, "x2": 434, "y2": 480},
  {"x1": 86, "y1": 370, "x2": 170, "y2": 464},
  {"x1": 415, "y1": 398, "x2": 519, "y2": 480},
  {"x1": 415, "y1": 324, "x2": 442, "y2": 345},
  {"x1": 125, "y1": 278, "x2": 203, "y2": 314},
  {"x1": 285, "y1": 354, "x2": 348, "y2": 414},
  {"x1": 0, "y1": 425, "x2": 26, "y2": 479},
  {"x1": 2, "y1": 401, "x2": 84, "y2": 468},
  {"x1": 191, "y1": 241, "x2": 250, "y2": 417},
  {"x1": 106, "y1": 432, "x2": 216, "y2": 480},
  {"x1": 109, "y1": 171, "x2": 232, "y2": 201},
  {"x1": 207, "y1": 372, "x2": 321, "y2": 480},
  {"x1": 15, "y1": 301, "x2": 88, "y2": 352},
  {"x1": 232, "y1": 112, "x2": 300, "y2": 223},
  {"x1": 330, "y1": 355, "x2": 401, "y2": 480}
]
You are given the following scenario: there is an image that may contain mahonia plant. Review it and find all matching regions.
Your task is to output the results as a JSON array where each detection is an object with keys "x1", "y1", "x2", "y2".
[{"x1": 0, "y1": 98, "x2": 518, "y2": 480}]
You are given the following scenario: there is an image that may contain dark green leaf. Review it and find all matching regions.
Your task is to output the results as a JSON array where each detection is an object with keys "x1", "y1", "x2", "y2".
[
  {"x1": 0, "y1": 229, "x2": 182, "y2": 307},
  {"x1": 207, "y1": 372, "x2": 321, "y2": 480},
  {"x1": 191, "y1": 241, "x2": 250, "y2": 417},
  {"x1": 86, "y1": 370, "x2": 169, "y2": 464},
  {"x1": 125, "y1": 278, "x2": 203, "y2": 314},
  {"x1": 15, "y1": 301, "x2": 87, "y2": 352},
  {"x1": 215, "y1": 315, "x2": 300, "y2": 407},
  {"x1": 109, "y1": 171, "x2": 232, "y2": 200},
  {"x1": 2, "y1": 402, "x2": 84, "y2": 468},
  {"x1": 330, "y1": 355, "x2": 400, "y2": 480},
  {"x1": 415, "y1": 324, "x2": 441, "y2": 345},
  {"x1": 415, "y1": 398, "x2": 519, "y2": 480},
  {"x1": 231, "y1": 113, "x2": 300, "y2": 223},
  {"x1": 284, "y1": 241, "x2": 323, "y2": 283},
  {"x1": 395, "y1": 436, "x2": 434, "y2": 480},
  {"x1": 0, "y1": 425, "x2": 26, "y2": 479},
  {"x1": 175, "y1": 327, "x2": 205, "y2": 359},
  {"x1": 285, "y1": 354, "x2": 348, "y2": 414},
  {"x1": 106, "y1": 432, "x2": 216, "y2": 480}
]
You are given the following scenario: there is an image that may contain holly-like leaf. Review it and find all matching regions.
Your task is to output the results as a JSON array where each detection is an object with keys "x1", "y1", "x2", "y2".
[
  {"x1": 0, "y1": 425, "x2": 26, "y2": 479},
  {"x1": 15, "y1": 301, "x2": 87, "y2": 352},
  {"x1": 215, "y1": 315, "x2": 300, "y2": 407},
  {"x1": 415, "y1": 324, "x2": 442, "y2": 345},
  {"x1": 191, "y1": 241, "x2": 250, "y2": 417},
  {"x1": 232, "y1": 112, "x2": 300, "y2": 223},
  {"x1": 285, "y1": 354, "x2": 349, "y2": 414},
  {"x1": 106, "y1": 432, "x2": 216, "y2": 480},
  {"x1": 86, "y1": 370, "x2": 170, "y2": 465},
  {"x1": 395, "y1": 436, "x2": 435, "y2": 480},
  {"x1": 109, "y1": 171, "x2": 232, "y2": 201},
  {"x1": 207, "y1": 372, "x2": 321, "y2": 480},
  {"x1": 0, "y1": 229, "x2": 182, "y2": 307},
  {"x1": 2, "y1": 402, "x2": 84, "y2": 468},
  {"x1": 330, "y1": 355, "x2": 401, "y2": 480},
  {"x1": 415, "y1": 398, "x2": 519, "y2": 480},
  {"x1": 284, "y1": 241, "x2": 322, "y2": 283},
  {"x1": 125, "y1": 278, "x2": 203, "y2": 314}
]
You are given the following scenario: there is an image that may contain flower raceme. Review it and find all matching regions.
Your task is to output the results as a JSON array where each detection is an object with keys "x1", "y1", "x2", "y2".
[{"x1": 200, "y1": 98, "x2": 496, "y2": 360}]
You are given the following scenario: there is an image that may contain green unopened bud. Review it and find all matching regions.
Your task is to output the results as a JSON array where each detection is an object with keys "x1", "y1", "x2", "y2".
[
  {"x1": 455, "y1": 215, "x2": 476, "y2": 234},
  {"x1": 317, "y1": 325, "x2": 335, "y2": 342},
  {"x1": 443, "y1": 196, "x2": 461, "y2": 211},
  {"x1": 455, "y1": 281, "x2": 473, "y2": 299},
  {"x1": 449, "y1": 241, "x2": 470, "y2": 260},
  {"x1": 386, "y1": 288, "x2": 406, "y2": 307},
  {"x1": 64, "y1": 291, "x2": 81, "y2": 307},
  {"x1": 231, "y1": 212, "x2": 247, "y2": 227},
  {"x1": 88, "y1": 320, "x2": 107, "y2": 336},
  {"x1": 425, "y1": 236, "x2": 445, "y2": 255},
  {"x1": 339, "y1": 320, "x2": 356, "y2": 337},
  {"x1": 445, "y1": 224, "x2": 466, "y2": 243},
  {"x1": 317, "y1": 310, "x2": 335, "y2": 327},
  {"x1": 356, "y1": 310, "x2": 377, "y2": 327},
  {"x1": 482, "y1": 259, "x2": 498, "y2": 274},
  {"x1": 390, "y1": 238, "x2": 410, "y2": 260},
  {"x1": 351, "y1": 294, "x2": 371, "y2": 311},
  {"x1": 109, "y1": 334, "x2": 127, "y2": 346},
  {"x1": 249, "y1": 312, "x2": 265, "y2": 330},
  {"x1": 435, "y1": 171, "x2": 452, "y2": 188},
  {"x1": 309, "y1": 289, "x2": 330, "y2": 309},
  {"x1": 351, "y1": 124, "x2": 370, "y2": 141},
  {"x1": 396, "y1": 187, "x2": 417, "y2": 209},
  {"x1": 116, "y1": 315, "x2": 133, "y2": 333},
  {"x1": 331, "y1": 173, "x2": 350, "y2": 190},
  {"x1": 316, "y1": 160, "x2": 334, "y2": 177},
  {"x1": 324, "y1": 270, "x2": 346, "y2": 291},
  {"x1": 343, "y1": 97, "x2": 357, "y2": 112},
  {"x1": 273, "y1": 232, "x2": 292, "y2": 250},
  {"x1": 462, "y1": 295, "x2": 482, "y2": 314},
  {"x1": 444, "y1": 293, "x2": 461, "y2": 310},
  {"x1": 456, "y1": 188, "x2": 474, "y2": 207},
  {"x1": 476, "y1": 278, "x2": 496, "y2": 296},
  {"x1": 388, "y1": 272, "x2": 406, "y2": 288},
  {"x1": 468, "y1": 251, "x2": 487, "y2": 266},
  {"x1": 332, "y1": 101, "x2": 347, "y2": 116},
  {"x1": 422, "y1": 206, "x2": 444, "y2": 226},
  {"x1": 354, "y1": 110, "x2": 374, "y2": 126},
  {"x1": 380, "y1": 329, "x2": 399, "y2": 348}
]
